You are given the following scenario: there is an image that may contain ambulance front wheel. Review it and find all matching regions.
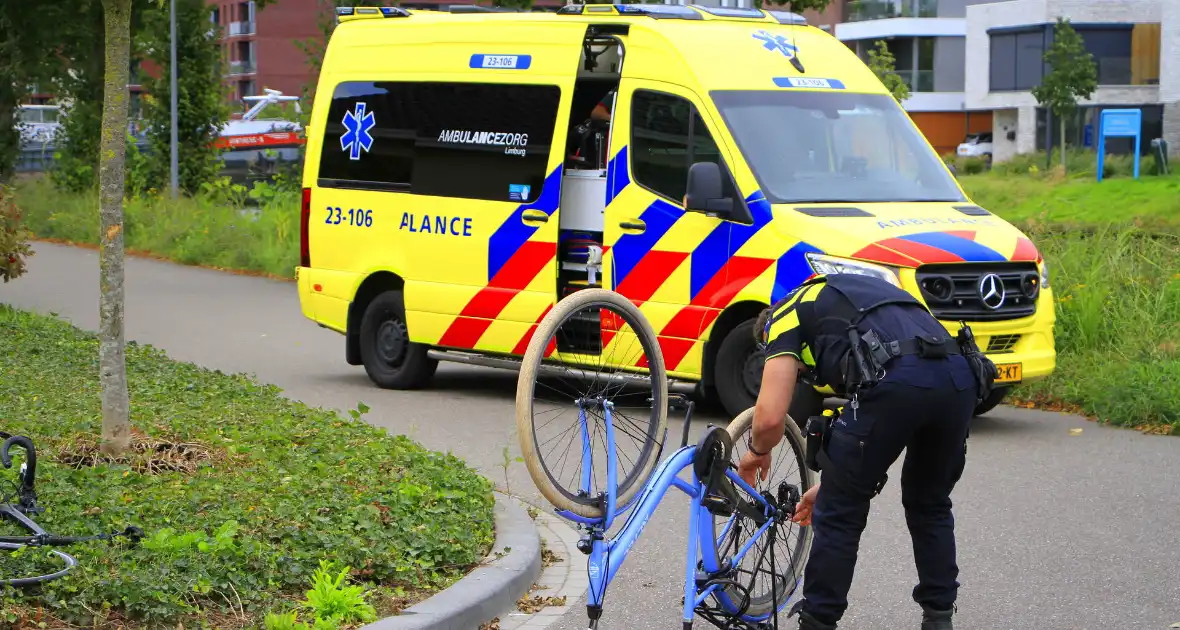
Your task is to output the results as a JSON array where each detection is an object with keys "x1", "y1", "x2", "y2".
[
  {"x1": 359, "y1": 290, "x2": 438, "y2": 389},
  {"x1": 714, "y1": 318, "x2": 823, "y2": 426}
]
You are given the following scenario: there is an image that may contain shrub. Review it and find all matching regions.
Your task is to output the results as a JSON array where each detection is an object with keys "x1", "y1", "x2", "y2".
[
  {"x1": 0, "y1": 184, "x2": 33, "y2": 282},
  {"x1": 16, "y1": 176, "x2": 299, "y2": 278}
]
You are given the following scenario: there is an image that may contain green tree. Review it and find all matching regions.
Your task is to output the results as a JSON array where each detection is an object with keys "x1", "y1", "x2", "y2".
[
  {"x1": 0, "y1": 4, "x2": 75, "y2": 183},
  {"x1": 98, "y1": 0, "x2": 134, "y2": 456},
  {"x1": 48, "y1": 0, "x2": 151, "y2": 194},
  {"x1": 867, "y1": 39, "x2": 910, "y2": 103},
  {"x1": 1031, "y1": 17, "x2": 1097, "y2": 171},
  {"x1": 137, "y1": 0, "x2": 230, "y2": 194}
]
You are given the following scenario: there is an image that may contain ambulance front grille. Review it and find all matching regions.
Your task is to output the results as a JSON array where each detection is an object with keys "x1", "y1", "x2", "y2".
[{"x1": 914, "y1": 262, "x2": 1040, "y2": 322}]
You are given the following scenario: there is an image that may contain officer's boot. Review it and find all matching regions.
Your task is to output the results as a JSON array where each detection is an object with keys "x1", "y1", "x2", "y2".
[
  {"x1": 920, "y1": 604, "x2": 953, "y2": 630},
  {"x1": 797, "y1": 611, "x2": 838, "y2": 630}
]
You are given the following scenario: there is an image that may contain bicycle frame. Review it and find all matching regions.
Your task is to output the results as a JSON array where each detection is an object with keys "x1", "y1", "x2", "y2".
[{"x1": 556, "y1": 399, "x2": 797, "y2": 628}]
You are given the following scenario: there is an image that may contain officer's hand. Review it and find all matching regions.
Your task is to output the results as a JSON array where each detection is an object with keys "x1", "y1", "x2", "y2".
[
  {"x1": 791, "y1": 483, "x2": 820, "y2": 526},
  {"x1": 737, "y1": 449, "x2": 771, "y2": 488}
]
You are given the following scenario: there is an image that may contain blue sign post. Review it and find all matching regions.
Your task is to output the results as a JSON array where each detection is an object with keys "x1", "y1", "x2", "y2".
[{"x1": 1096, "y1": 108, "x2": 1142, "y2": 181}]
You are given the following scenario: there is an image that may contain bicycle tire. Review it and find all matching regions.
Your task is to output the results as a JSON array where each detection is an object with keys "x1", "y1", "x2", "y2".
[
  {"x1": 516, "y1": 288, "x2": 669, "y2": 519},
  {"x1": 707, "y1": 406, "x2": 814, "y2": 618},
  {"x1": 1, "y1": 542, "x2": 77, "y2": 586}
]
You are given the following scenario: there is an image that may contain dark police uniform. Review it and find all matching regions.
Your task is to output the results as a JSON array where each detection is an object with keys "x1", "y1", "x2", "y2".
[{"x1": 762, "y1": 273, "x2": 981, "y2": 630}]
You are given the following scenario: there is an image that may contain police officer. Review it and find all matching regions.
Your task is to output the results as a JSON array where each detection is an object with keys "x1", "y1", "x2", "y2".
[{"x1": 737, "y1": 271, "x2": 992, "y2": 630}]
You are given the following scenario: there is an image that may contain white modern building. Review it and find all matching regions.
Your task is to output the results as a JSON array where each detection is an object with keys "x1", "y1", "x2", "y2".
[{"x1": 964, "y1": 0, "x2": 1177, "y2": 162}]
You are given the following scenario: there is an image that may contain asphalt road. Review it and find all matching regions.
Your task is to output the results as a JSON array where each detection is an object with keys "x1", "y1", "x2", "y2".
[{"x1": 3, "y1": 242, "x2": 1178, "y2": 630}]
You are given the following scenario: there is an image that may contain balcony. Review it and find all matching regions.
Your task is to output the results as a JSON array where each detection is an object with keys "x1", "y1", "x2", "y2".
[
  {"x1": 228, "y1": 20, "x2": 255, "y2": 36},
  {"x1": 227, "y1": 59, "x2": 256, "y2": 75},
  {"x1": 896, "y1": 69, "x2": 935, "y2": 93},
  {"x1": 845, "y1": 0, "x2": 937, "y2": 22}
]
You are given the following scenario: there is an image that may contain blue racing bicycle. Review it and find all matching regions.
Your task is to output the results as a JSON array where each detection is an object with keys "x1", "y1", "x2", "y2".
[{"x1": 515, "y1": 288, "x2": 814, "y2": 629}]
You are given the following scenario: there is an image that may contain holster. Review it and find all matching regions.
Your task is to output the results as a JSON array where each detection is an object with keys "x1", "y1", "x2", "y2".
[
  {"x1": 804, "y1": 410, "x2": 835, "y2": 473},
  {"x1": 956, "y1": 323, "x2": 999, "y2": 403}
]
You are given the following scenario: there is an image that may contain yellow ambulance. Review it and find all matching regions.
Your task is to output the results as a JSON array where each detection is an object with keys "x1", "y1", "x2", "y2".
[{"x1": 296, "y1": 3, "x2": 1056, "y2": 420}]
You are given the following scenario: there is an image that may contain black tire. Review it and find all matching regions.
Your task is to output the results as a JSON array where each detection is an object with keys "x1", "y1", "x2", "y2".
[
  {"x1": 714, "y1": 319, "x2": 826, "y2": 426},
  {"x1": 974, "y1": 386, "x2": 1009, "y2": 416},
  {"x1": 710, "y1": 407, "x2": 814, "y2": 617},
  {"x1": 358, "y1": 291, "x2": 437, "y2": 389}
]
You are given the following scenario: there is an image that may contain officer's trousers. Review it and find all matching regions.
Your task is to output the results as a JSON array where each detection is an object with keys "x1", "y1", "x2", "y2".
[{"x1": 801, "y1": 354, "x2": 977, "y2": 626}]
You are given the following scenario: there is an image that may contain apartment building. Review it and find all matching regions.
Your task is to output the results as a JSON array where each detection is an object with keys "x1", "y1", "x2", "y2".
[
  {"x1": 209, "y1": 0, "x2": 563, "y2": 109},
  {"x1": 964, "y1": 0, "x2": 1177, "y2": 162},
  {"x1": 832, "y1": 1, "x2": 1000, "y2": 154}
]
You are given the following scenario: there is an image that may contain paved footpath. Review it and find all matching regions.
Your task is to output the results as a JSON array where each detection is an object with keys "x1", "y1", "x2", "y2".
[{"x1": 3, "y1": 242, "x2": 1179, "y2": 629}]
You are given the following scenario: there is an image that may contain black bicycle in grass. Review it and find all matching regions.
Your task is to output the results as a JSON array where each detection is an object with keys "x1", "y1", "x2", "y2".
[{"x1": 0, "y1": 433, "x2": 143, "y2": 587}]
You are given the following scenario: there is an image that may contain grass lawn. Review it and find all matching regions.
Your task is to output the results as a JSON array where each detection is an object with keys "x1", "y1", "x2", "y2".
[
  {"x1": 959, "y1": 171, "x2": 1180, "y2": 231},
  {"x1": 0, "y1": 305, "x2": 495, "y2": 628},
  {"x1": 956, "y1": 169, "x2": 1180, "y2": 434}
]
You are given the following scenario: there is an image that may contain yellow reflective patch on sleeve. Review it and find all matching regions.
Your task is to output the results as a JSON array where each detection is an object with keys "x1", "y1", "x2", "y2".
[{"x1": 768, "y1": 308, "x2": 799, "y2": 341}]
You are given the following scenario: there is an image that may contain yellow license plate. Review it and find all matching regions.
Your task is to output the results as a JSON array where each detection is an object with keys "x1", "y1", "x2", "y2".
[{"x1": 995, "y1": 363, "x2": 1022, "y2": 383}]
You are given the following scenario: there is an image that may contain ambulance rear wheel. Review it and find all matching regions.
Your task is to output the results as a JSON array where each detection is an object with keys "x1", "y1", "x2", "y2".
[
  {"x1": 714, "y1": 319, "x2": 823, "y2": 427},
  {"x1": 359, "y1": 290, "x2": 437, "y2": 389}
]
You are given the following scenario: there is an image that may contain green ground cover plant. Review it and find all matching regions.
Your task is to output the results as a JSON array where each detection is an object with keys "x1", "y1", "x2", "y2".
[{"x1": 0, "y1": 305, "x2": 495, "y2": 628}]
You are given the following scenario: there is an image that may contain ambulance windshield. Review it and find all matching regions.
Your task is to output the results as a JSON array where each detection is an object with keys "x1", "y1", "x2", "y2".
[{"x1": 711, "y1": 90, "x2": 965, "y2": 205}]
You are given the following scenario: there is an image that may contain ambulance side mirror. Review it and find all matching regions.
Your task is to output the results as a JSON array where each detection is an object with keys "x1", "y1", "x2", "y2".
[{"x1": 685, "y1": 161, "x2": 736, "y2": 218}]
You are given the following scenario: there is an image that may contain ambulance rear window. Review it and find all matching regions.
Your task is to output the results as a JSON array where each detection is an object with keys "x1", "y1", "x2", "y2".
[
  {"x1": 711, "y1": 90, "x2": 965, "y2": 205},
  {"x1": 317, "y1": 81, "x2": 560, "y2": 203}
]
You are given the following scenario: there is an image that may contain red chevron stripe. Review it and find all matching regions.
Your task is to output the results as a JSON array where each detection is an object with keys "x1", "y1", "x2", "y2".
[
  {"x1": 851, "y1": 242, "x2": 924, "y2": 268},
  {"x1": 943, "y1": 230, "x2": 976, "y2": 241},
  {"x1": 438, "y1": 317, "x2": 493, "y2": 349},
  {"x1": 651, "y1": 256, "x2": 774, "y2": 370},
  {"x1": 614, "y1": 251, "x2": 690, "y2": 302},
  {"x1": 440, "y1": 241, "x2": 555, "y2": 348},
  {"x1": 657, "y1": 337, "x2": 696, "y2": 372},
  {"x1": 875, "y1": 237, "x2": 963, "y2": 264},
  {"x1": 510, "y1": 303, "x2": 554, "y2": 355},
  {"x1": 1012, "y1": 237, "x2": 1039, "y2": 262}
]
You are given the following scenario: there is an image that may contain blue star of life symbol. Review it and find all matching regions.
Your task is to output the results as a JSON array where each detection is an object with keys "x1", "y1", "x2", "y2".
[
  {"x1": 753, "y1": 29, "x2": 798, "y2": 58},
  {"x1": 340, "y1": 102, "x2": 375, "y2": 161}
]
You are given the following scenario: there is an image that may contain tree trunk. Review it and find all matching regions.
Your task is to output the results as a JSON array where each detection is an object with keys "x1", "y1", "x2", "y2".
[
  {"x1": 1059, "y1": 115, "x2": 1067, "y2": 171},
  {"x1": 98, "y1": 0, "x2": 132, "y2": 456}
]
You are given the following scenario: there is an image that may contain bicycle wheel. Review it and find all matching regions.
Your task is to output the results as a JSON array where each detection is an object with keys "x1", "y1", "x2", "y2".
[
  {"x1": 516, "y1": 289, "x2": 668, "y2": 519},
  {"x1": 706, "y1": 406, "x2": 814, "y2": 619}
]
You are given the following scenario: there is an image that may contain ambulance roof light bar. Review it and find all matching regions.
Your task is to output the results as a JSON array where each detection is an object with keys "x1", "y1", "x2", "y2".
[
  {"x1": 336, "y1": 6, "x2": 411, "y2": 23},
  {"x1": 558, "y1": 3, "x2": 807, "y2": 24}
]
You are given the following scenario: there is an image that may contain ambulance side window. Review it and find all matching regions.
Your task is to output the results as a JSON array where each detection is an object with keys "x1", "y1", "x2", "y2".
[
  {"x1": 630, "y1": 90, "x2": 733, "y2": 204},
  {"x1": 317, "y1": 80, "x2": 560, "y2": 203}
]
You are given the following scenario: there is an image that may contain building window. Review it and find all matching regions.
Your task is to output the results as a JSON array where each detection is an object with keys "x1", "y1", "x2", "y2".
[
  {"x1": 988, "y1": 28, "x2": 1047, "y2": 92},
  {"x1": 317, "y1": 81, "x2": 560, "y2": 203},
  {"x1": 629, "y1": 90, "x2": 732, "y2": 203},
  {"x1": 1036, "y1": 104, "x2": 1163, "y2": 155}
]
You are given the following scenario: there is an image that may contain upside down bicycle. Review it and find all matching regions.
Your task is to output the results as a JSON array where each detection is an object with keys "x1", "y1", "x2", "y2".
[
  {"x1": 514, "y1": 288, "x2": 814, "y2": 629},
  {"x1": 1, "y1": 433, "x2": 144, "y2": 587}
]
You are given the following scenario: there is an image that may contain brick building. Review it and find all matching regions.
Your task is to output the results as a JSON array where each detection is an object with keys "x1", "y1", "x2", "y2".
[{"x1": 210, "y1": 0, "x2": 563, "y2": 113}]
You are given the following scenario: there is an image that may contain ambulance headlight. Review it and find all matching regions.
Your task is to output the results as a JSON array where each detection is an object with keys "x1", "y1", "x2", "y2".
[{"x1": 805, "y1": 253, "x2": 902, "y2": 288}]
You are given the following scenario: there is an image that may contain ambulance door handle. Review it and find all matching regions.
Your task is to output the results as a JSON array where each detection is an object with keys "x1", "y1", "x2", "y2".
[
  {"x1": 521, "y1": 209, "x2": 549, "y2": 225},
  {"x1": 619, "y1": 219, "x2": 646, "y2": 233}
]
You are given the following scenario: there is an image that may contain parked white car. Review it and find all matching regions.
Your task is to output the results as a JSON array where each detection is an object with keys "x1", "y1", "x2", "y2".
[{"x1": 956, "y1": 132, "x2": 993, "y2": 160}]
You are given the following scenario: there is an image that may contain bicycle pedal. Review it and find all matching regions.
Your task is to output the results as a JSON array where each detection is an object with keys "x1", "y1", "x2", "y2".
[{"x1": 701, "y1": 494, "x2": 734, "y2": 518}]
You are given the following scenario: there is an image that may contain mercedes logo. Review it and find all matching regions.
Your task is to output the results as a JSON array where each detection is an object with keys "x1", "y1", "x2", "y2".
[{"x1": 978, "y1": 273, "x2": 1006, "y2": 310}]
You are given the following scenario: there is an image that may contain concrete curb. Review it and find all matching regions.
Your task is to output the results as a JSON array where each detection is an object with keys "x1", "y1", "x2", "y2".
[{"x1": 361, "y1": 492, "x2": 542, "y2": 630}]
